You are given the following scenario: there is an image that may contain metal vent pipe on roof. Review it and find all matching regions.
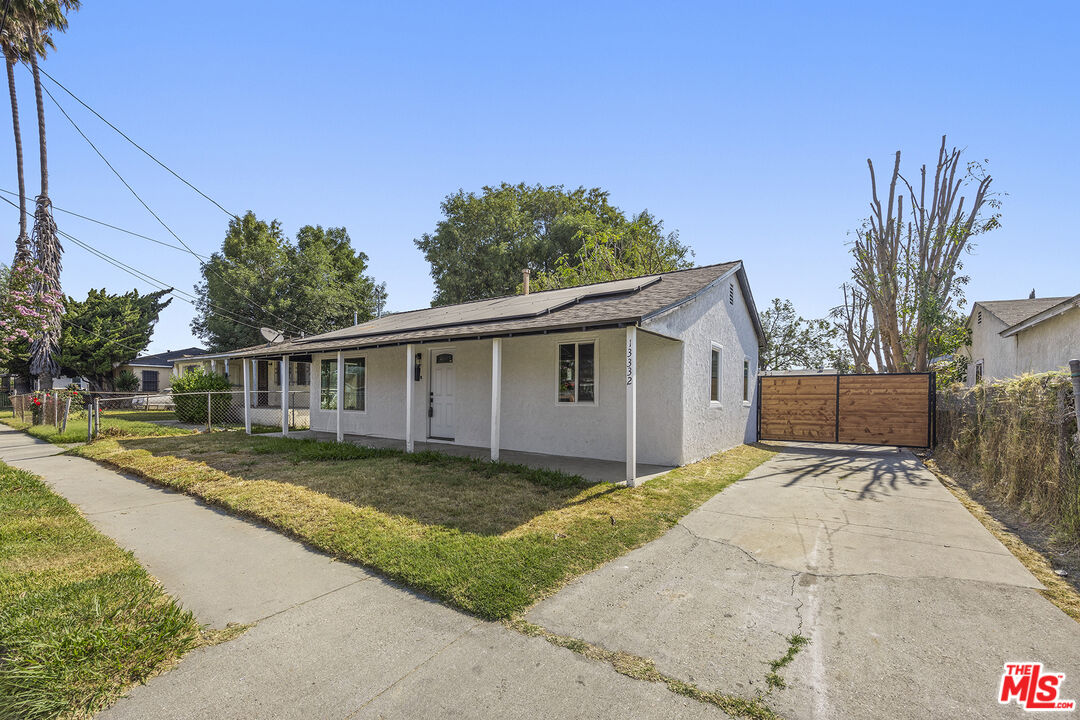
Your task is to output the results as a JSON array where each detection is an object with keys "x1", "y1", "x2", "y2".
[{"x1": 522, "y1": 268, "x2": 530, "y2": 295}]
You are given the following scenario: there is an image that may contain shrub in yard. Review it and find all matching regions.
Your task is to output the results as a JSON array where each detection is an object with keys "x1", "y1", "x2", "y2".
[
  {"x1": 114, "y1": 369, "x2": 140, "y2": 392},
  {"x1": 170, "y1": 369, "x2": 231, "y2": 424}
]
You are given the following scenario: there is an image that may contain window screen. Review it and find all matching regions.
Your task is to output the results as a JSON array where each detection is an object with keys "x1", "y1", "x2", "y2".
[
  {"x1": 344, "y1": 358, "x2": 366, "y2": 411},
  {"x1": 558, "y1": 342, "x2": 595, "y2": 403},
  {"x1": 320, "y1": 359, "x2": 337, "y2": 409},
  {"x1": 743, "y1": 359, "x2": 750, "y2": 402},
  {"x1": 141, "y1": 370, "x2": 159, "y2": 393},
  {"x1": 711, "y1": 347, "x2": 722, "y2": 402}
]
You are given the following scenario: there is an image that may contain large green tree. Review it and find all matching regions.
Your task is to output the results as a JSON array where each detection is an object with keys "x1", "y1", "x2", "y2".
[
  {"x1": 192, "y1": 212, "x2": 386, "y2": 351},
  {"x1": 529, "y1": 211, "x2": 691, "y2": 291},
  {"x1": 760, "y1": 298, "x2": 851, "y2": 372},
  {"x1": 58, "y1": 287, "x2": 172, "y2": 390},
  {"x1": 415, "y1": 183, "x2": 636, "y2": 305}
]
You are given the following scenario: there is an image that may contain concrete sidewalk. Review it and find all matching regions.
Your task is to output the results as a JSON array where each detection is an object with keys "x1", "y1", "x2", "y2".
[
  {"x1": 527, "y1": 443, "x2": 1080, "y2": 719},
  {"x1": 0, "y1": 425, "x2": 716, "y2": 719}
]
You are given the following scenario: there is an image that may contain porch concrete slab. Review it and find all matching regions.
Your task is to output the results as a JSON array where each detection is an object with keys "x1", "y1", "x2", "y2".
[
  {"x1": 314, "y1": 430, "x2": 675, "y2": 484},
  {"x1": 352, "y1": 621, "x2": 719, "y2": 720},
  {"x1": 528, "y1": 442, "x2": 1078, "y2": 720}
]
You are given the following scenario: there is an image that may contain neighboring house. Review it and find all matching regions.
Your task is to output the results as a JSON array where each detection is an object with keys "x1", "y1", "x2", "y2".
[
  {"x1": 219, "y1": 262, "x2": 764, "y2": 484},
  {"x1": 115, "y1": 347, "x2": 207, "y2": 392},
  {"x1": 965, "y1": 294, "x2": 1080, "y2": 384}
]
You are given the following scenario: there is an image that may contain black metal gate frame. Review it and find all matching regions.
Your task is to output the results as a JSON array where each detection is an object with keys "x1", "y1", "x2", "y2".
[{"x1": 755, "y1": 371, "x2": 937, "y2": 449}]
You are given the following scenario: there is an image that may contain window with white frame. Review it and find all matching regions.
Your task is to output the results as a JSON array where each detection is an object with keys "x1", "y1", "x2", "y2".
[
  {"x1": 710, "y1": 343, "x2": 722, "y2": 403},
  {"x1": 320, "y1": 359, "x2": 337, "y2": 409},
  {"x1": 343, "y1": 357, "x2": 366, "y2": 411},
  {"x1": 974, "y1": 360, "x2": 984, "y2": 384},
  {"x1": 743, "y1": 358, "x2": 751, "y2": 402},
  {"x1": 557, "y1": 341, "x2": 595, "y2": 403}
]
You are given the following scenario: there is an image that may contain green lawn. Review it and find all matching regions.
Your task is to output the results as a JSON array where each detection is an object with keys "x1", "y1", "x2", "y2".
[
  {"x1": 0, "y1": 461, "x2": 204, "y2": 720},
  {"x1": 74, "y1": 432, "x2": 774, "y2": 619},
  {"x1": 0, "y1": 409, "x2": 192, "y2": 444}
]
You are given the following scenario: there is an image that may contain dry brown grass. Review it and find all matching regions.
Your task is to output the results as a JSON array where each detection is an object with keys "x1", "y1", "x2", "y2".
[{"x1": 73, "y1": 432, "x2": 774, "y2": 619}]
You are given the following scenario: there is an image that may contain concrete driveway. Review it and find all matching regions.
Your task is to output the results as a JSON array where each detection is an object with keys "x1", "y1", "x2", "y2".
[{"x1": 528, "y1": 443, "x2": 1080, "y2": 719}]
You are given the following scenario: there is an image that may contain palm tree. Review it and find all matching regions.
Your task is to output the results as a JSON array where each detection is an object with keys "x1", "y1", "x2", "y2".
[
  {"x1": 20, "y1": 0, "x2": 78, "y2": 388},
  {"x1": 1, "y1": 4, "x2": 31, "y2": 267}
]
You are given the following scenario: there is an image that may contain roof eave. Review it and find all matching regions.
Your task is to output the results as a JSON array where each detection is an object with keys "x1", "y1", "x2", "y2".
[{"x1": 1000, "y1": 294, "x2": 1080, "y2": 337}]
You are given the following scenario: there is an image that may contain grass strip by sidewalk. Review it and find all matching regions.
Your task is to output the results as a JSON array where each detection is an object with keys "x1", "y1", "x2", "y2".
[
  {"x1": 73, "y1": 433, "x2": 774, "y2": 619},
  {"x1": 0, "y1": 412, "x2": 192, "y2": 444},
  {"x1": 925, "y1": 458, "x2": 1080, "y2": 622},
  {"x1": 0, "y1": 461, "x2": 204, "y2": 720}
]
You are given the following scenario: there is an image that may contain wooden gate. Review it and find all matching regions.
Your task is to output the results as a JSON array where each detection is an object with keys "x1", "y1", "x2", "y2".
[{"x1": 757, "y1": 373, "x2": 935, "y2": 448}]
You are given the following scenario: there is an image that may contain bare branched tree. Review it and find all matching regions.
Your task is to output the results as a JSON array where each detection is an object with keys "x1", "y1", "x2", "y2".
[
  {"x1": 831, "y1": 283, "x2": 879, "y2": 373},
  {"x1": 849, "y1": 135, "x2": 1000, "y2": 372}
]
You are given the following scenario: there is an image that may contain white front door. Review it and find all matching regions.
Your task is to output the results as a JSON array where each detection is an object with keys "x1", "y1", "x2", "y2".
[{"x1": 429, "y1": 351, "x2": 455, "y2": 439}]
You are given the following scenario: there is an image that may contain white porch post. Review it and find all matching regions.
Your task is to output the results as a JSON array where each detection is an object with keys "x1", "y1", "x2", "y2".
[
  {"x1": 336, "y1": 351, "x2": 345, "y2": 442},
  {"x1": 281, "y1": 355, "x2": 290, "y2": 436},
  {"x1": 625, "y1": 325, "x2": 637, "y2": 485},
  {"x1": 242, "y1": 359, "x2": 252, "y2": 434},
  {"x1": 405, "y1": 344, "x2": 415, "y2": 453},
  {"x1": 210, "y1": 358, "x2": 217, "y2": 374},
  {"x1": 223, "y1": 359, "x2": 230, "y2": 381},
  {"x1": 490, "y1": 338, "x2": 502, "y2": 462}
]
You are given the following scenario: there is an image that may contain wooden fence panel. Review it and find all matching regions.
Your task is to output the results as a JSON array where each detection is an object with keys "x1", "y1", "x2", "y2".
[
  {"x1": 758, "y1": 375, "x2": 837, "y2": 442},
  {"x1": 758, "y1": 373, "x2": 933, "y2": 447},
  {"x1": 837, "y1": 374, "x2": 930, "y2": 446}
]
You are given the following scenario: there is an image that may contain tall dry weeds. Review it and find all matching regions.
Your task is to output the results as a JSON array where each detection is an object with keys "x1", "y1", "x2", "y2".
[{"x1": 937, "y1": 372, "x2": 1080, "y2": 542}]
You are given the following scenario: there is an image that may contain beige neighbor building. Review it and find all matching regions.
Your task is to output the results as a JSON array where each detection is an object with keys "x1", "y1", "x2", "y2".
[
  {"x1": 964, "y1": 293, "x2": 1080, "y2": 385},
  {"x1": 114, "y1": 347, "x2": 207, "y2": 392},
  {"x1": 212, "y1": 262, "x2": 765, "y2": 485}
]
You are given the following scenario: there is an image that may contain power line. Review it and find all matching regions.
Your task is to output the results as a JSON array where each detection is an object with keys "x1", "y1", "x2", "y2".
[
  {"x1": 34, "y1": 63, "x2": 238, "y2": 221},
  {"x1": 0, "y1": 193, "x2": 270, "y2": 333},
  {"x1": 37, "y1": 79, "x2": 311, "y2": 336},
  {"x1": 0, "y1": 187, "x2": 207, "y2": 258}
]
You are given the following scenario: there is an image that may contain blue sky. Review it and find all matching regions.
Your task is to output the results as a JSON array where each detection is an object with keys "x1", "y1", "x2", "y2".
[{"x1": 2, "y1": 1, "x2": 1076, "y2": 353}]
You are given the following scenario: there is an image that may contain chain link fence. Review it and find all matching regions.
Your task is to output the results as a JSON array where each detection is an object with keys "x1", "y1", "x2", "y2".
[{"x1": 5, "y1": 387, "x2": 312, "y2": 439}]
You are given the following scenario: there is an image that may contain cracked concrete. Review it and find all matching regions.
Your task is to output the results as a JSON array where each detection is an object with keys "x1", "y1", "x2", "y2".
[
  {"x1": 528, "y1": 442, "x2": 1080, "y2": 719},
  {"x1": 0, "y1": 425, "x2": 719, "y2": 719}
]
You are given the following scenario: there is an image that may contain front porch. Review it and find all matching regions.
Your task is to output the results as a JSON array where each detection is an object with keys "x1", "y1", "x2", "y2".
[{"x1": 308, "y1": 430, "x2": 675, "y2": 485}]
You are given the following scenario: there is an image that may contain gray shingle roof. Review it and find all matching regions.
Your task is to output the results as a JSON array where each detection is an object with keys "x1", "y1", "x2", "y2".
[
  {"x1": 977, "y1": 298, "x2": 1069, "y2": 326},
  {"x1": 230, "y1": 262, "x2": 752, "y2": 358},
  {"x1": 125, "y1": 347, "x2": 207, "y2": 368}
]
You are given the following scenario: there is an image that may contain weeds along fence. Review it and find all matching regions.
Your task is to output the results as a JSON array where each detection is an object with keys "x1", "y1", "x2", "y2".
[
  {"x1": 936, "y1": 371, "x2": 1080, "y2": 541},
  {"x1": 6, "y1": 389, "x2": 311, "y2": 437}
]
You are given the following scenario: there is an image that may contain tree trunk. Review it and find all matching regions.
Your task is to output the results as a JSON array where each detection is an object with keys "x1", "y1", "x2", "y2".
[
  {"x1": 29, "y1": 47, "x2": 46, "y2": 197},
  {"x1": 27, "y1": 37, "x2": 61, "y2": 390},
  {"x1": 5, "y1": 51, "x2": 28, "y2": 264}
]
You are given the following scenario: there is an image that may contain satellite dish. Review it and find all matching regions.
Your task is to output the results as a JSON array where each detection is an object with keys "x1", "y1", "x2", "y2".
[{"x1": 260, "y1": 327, "x2": 285, "y2": 344}]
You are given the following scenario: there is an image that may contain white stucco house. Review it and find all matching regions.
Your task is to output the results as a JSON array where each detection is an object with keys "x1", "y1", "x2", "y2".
[
  {"x1": 220, "y1": 262, "x2": 764, "y2": 485},
  {"x1": 964, "y1": 293, "x2": 1080, "y2": 385}
]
